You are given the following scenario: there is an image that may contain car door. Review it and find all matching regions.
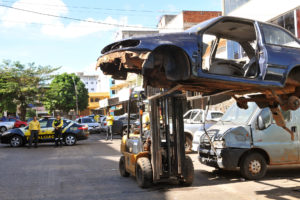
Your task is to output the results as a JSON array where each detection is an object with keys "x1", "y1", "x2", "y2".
[
  {"x1": 254, "y1": 108, "x2": 299, "y2": 164},
  {"x1": 38, "y1": 119, "x2": 53, "y2": 142},
  {"x1": 257, "y1": 23, "x2": 300, "y2": 82}
]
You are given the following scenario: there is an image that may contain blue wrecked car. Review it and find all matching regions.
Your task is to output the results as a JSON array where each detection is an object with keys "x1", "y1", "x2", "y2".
[{"x1": 96, "y1": 16, "x2": 300, "y2": 139}]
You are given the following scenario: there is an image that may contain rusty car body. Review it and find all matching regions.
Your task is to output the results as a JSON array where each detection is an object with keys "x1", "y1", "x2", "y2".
[{"x1": 96, "y1": 16, "x2": 300, "y2": 139}]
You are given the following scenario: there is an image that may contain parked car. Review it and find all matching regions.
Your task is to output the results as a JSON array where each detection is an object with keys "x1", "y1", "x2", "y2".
[
  {"x1": 96, "y1": 16, "x2": 300, "y2": 133},
  {"x1": 3, "y1": 117, "x2": 28, "y2": 128},
  {"x1": 0, "y1": 121, "x2": 14, "y2": 133},
  {"x1": 75, "y1": 117, "x2": 100, "y2": 134},
  {"x1": 100, "y1": 114, "x2": 138, "y2": 136},
  {"x1": 197, "y1": 102, "x2": 299, "y2": 180},
  {"x1": 0, "y1": 118, "x2": 89, "y2": 147},
  {"x1": 183, "y1": 109, "x2": 223, "y2": 151}
]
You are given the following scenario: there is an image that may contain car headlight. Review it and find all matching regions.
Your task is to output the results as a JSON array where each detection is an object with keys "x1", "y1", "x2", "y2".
[{"x1": 213, "y1": 140, "x2": 226, "y2": 148}]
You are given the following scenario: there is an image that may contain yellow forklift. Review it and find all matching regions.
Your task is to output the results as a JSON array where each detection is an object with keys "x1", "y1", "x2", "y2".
[{"x1": 119, "y1": 89, "x2": 194, "y2": 188}]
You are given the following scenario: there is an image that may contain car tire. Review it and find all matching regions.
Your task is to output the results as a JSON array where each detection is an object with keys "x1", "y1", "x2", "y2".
[
  {"x1": 64, "y1": 134, "x2": 77, "y2": 146},
  {"x1": 0, "y1": 126, "x2": 7, "y2": 133},
  {"x1": 10, "y1": 135, "x2": 23, "y2": 147},
  {"x1": 240, "y1": 153, "x2": 267, "y2": 180},
  {"x1": 119, "y1": 156, "x2": 130, "y2": 177},
  {"x1": 179, "y1": 156, "x2": 194, "y2": 186},
  {"x1": 136, "y1": 157, "x2": 153, "y2": 188},
  {"x1": 185, "y1": 134, "x2": 192, "y2": 153}
]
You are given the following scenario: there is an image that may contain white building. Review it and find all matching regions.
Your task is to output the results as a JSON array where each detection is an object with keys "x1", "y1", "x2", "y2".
[
  {"x1": 76, "y1": 72, "x2": 100, "y2": 93},
  {"x1": 115, "y1": 28, "x2": 159, "y2": 41}
]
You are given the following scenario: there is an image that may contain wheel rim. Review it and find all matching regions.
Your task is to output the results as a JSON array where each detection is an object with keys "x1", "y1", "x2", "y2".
[
  {"x1": 11, "y1": 137, "x2": 20, "y2": 147},
  {"x1": 248, "y1": 160, "x2": 261, "y2": 174},
  {"x1": 0, "y1": 127, "x2": 6, "y2": 132},
  {"x1": 65, "y1": 135, "x2": 75, "y2": 145}
]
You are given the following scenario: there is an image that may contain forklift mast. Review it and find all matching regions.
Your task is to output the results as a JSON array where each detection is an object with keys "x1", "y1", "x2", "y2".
[{"x1": 149, "y1": 92, "x2": 186, "y2": 181}]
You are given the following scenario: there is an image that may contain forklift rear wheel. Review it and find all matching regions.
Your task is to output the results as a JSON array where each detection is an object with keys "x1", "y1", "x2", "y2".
[
  {"x1": 136, "y1": 157, "x2": 153, "y2": 188},
  {"x1": 179, "y1": 156, "x2": 194, "y2": 186},
  {"x1": 119, "y1": 156, "x2": 130, "y2": 177}
]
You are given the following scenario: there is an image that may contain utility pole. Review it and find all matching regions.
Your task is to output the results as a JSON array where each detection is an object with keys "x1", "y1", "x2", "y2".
[{"x1": 72, "y1": 76, "x2": 79, "y2": 117}]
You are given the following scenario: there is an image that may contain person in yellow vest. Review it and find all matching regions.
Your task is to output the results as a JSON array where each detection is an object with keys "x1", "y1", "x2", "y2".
[
  {"x1": 52, "y1": 115, "x2": 64, "y2": 147},
  {"x1": 94, "y1": 114, "x2": 100, "y2": 123},
  {"x1": 106, "y1": 111, "x2": 114, "y2": 141},
  {"x1": 28, "y1": 116, "x2": 40, "y2": 148}
]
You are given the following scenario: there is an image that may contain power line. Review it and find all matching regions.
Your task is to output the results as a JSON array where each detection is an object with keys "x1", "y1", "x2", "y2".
[
  {"x1": 0, "y1": 4, "x2": 160, "y2": 29},
  {"x1": 1, "y1": 0, "x2": 180, "y2": 14},
  {"x1": 0, "y1": 4, "x2": 182, "y2": 30}
]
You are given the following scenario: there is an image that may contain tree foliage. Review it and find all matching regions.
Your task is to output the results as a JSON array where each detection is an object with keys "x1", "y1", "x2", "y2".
[
  {"x1": 44, "y1": 73, "x2": 89, "y2": 114},
  {"x1": 0, "y1": 60, "x2": 59, "y2": 120}
]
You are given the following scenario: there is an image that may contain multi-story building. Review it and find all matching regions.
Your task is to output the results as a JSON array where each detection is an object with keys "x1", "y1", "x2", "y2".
[
  {"x1": 76, "y1": 72, "x2": 100, "y2": 93},
  {"x1": 158, "y1": 11, "x2": 222, "y2": 33}
]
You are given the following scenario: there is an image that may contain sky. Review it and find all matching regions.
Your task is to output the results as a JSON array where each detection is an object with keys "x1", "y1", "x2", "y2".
[{"x1": 0, "y1": 0, "x2": 221, "y2": 75}]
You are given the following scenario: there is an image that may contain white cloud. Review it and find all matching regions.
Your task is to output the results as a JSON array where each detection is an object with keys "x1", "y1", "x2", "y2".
[
  {"x1": 41, "y1": 16, "x2": 128, "y2": 39},
  {"x1": 0, "y1": 0, "x2": 129, "y2": 39},
  {"x1": 1, "y1": 0, "x2": 68, "y2": 27}
]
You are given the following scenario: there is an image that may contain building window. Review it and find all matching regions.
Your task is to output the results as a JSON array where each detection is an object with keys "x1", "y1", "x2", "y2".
[
  {"x1": 95, "y1": 98, "x2": 99, "y2": 102},
  {"x1": 270, "y1": 10, "x2": 296, "y2": 36},
  {"x1": 112, "y1": 80, "x2": 115, "y2": 84},
  {"x1": 91, "y1": 82, "x2": 94, "y2": 84},
  {"x1": 112, "y1": 90, "x2": 115, "y2": 95},
  {"x1": 90, "y1": 98, "x2": 94, "y2": 102},
  {"x1": 91, "y1": 88, "x2": 94, "y2": 91},
  {"x1": 85, "y1": 82, "x2": 88, "y2": 85}
]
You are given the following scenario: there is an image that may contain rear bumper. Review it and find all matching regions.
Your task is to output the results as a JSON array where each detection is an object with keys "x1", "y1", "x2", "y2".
[
  {"x1": 198, "y1": 147, "x2": 248, "y2": 169},
  {"x1": 76, "y1": 131, "x2": 89, "y2": 140}
]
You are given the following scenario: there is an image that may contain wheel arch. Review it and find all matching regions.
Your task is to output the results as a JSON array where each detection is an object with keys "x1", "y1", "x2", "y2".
[
  {"x1": 184, "y1": 131, "x2": 193, "y2": 140},
  {"x1": 286, "y1": 65, "x2": 300, "y2": 86},
  {"x1": 142, "y1": 45, "x2": 192, "y2": 87},
  {"x1": 238, "y1": 148, "x2": 270, "y2": 166}
]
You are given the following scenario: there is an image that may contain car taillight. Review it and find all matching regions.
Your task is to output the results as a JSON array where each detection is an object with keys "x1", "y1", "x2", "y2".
[
  {"x1": 104, "y1": 123, "x2": 107, "y2": 126},
  {"x1": 78, "y1": 126, "x2": 88, "y2": 130}
]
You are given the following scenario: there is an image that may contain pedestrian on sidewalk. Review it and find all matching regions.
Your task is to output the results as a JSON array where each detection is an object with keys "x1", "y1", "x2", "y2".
[
  {"x1": 52, "y1": 115, "x2": 64, "y2": 147},
  {"x1": 28, "y1": 116, "x2": 40, "y2": 148},
  {"x1": 106, "y1": 111, "x2": 114, "y2": 141}
]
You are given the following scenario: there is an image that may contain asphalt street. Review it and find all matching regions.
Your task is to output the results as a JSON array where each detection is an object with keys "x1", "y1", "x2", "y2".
[{"x1": 1, "y1": 134, "x2": 300, "y2": 200}]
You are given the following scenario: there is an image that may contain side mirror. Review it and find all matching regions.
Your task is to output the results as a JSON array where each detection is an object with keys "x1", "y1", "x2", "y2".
[{"x1": 257, "y1": 115, "x2": 265, "y2": 130}]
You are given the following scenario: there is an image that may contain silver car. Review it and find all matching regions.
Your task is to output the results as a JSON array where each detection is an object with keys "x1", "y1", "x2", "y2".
[
  {"x1": 0, "y1": 121, "x2": 14, "y2": 133},
  {"x1": 75, "y1": 117, "x2": 100, "y2": 134},
  {"x1": 183, "y1": 109, "x2": 223, "y2": 151},
  {"x1": 197, "y1": 102, "x2": 299, "y2": 180}
]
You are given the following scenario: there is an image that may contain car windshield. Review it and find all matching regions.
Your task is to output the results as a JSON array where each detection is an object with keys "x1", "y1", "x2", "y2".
[
  {"x1": 82, "y1": 118, "x2": 95, "y2": 123},
  {"x1": 185, "y1": 17, "x2": 220, "y2": 33},
  {"x1": 220, "y1": 102, "x2": 257, "y2": 124}
]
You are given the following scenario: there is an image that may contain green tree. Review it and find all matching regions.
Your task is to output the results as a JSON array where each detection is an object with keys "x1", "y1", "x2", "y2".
[
  {"x1": 44, "y1": 73, "x2": 89, "y2": 114},
  {"x1": 0, "y1": 60, "x2": 59, "y2": 120}
]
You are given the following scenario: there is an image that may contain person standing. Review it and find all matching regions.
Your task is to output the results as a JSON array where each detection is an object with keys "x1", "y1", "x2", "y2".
[
  {"x1": 106, "y1": 111, "x2": 114, "y2": 141},
  {"x1": 94, "y1": 114, "x2": 100, "y2": 123},
  {"x1": 28, "y1": 116, "x2": 40, "y2": 148},
  {"x1": 52, "y1": 115, "x2": 64, "y2": 147}
]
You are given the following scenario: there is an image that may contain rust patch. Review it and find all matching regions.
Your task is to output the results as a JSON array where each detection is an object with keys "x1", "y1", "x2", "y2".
[{"x1": 96, "y1": 51, "x2": 151, "y2": 70}]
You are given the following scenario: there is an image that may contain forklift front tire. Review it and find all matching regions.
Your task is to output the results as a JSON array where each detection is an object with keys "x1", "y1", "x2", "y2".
[
  {"x1": 119, "y1": 156, "x2": 130, "y2": 177},
  {"x1": 179, "y1": 156, "x2": 194, "y2": 186},
  {"x1": 136, "y1": 157, "x2": 153, "y2": 188}
]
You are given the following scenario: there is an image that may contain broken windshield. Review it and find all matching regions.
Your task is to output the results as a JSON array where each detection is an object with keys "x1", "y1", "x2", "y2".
[{"x1": 220, "y1": 102, "x2": 257, "y2": 124}]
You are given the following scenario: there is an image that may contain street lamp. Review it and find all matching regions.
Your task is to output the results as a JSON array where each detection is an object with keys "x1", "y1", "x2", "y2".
[{"x1": 72, "y1": 76, "x2": 79, "y2": 117}]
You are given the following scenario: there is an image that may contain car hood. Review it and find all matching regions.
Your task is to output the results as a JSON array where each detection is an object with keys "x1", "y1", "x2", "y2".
[{"x1": 100, "y1": 32, "x2": 196, "y2": 54}]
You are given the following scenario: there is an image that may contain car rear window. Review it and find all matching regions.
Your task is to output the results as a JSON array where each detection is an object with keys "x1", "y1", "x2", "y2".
[{"x1": 82, "y1": 118, "x2": 95, "y2": 123}]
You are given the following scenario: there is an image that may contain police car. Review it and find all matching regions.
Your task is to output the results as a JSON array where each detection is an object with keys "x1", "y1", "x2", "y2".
[{"x1": 0, "y1": 118, "x2": 89, "y2": 147}]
